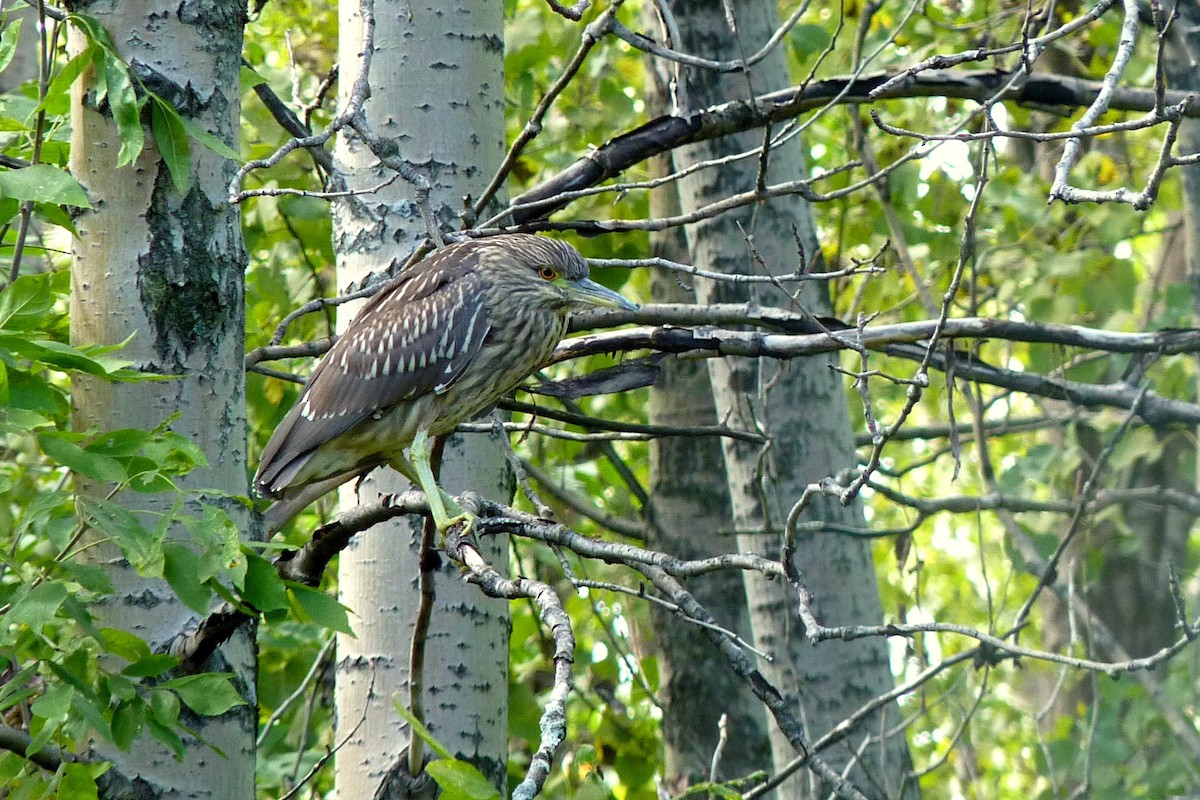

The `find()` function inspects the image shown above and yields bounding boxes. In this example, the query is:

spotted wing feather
[255,249,491,495]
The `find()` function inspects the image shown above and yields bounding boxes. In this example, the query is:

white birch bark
[332,1,510,795]
[68,2,254,798]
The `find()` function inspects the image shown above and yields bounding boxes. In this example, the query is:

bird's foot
[437,510,475,537]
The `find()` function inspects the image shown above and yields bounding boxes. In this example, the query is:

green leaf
[99,628,151,662]
[182,503,242,582]
[0,752,25,786]
[425,759,503,800]
[179,116,242,163]
[393,701,453,760]
[30,683,73,724]
[6,368,66,420]
[240,551,289,612]
[239,64,266,90]
[146,715,185,758]
[149,95,189,194]
[7,581,69,628]
[0,665,39,713]
[38,48,93,117]
[47,650,100,698]
[77,495,162,576]
[146,688,184,757]
[289,584,354,635]
[34,201,79,236]
[60,595,103,642]
[677,781,744,799]
[67,13,118,52]
[124,457,177,493]
[160,673,246,716]
[70,689,115,742]
[162,541,214,614]
[38,431,126,483]
[0,334,102,374]
[788,23,833,60]
[121,653,179,678]
[100,51,144,167]
[26,716,61,757]
[59,763,103,800]
[84,427,151,458]
[105,674,137,702]
[149,687,180,725]
[0,165,91,207]
[0,272,55,329]
[0,19,24,75]
[110,699,146,751]
[140,428,208,473]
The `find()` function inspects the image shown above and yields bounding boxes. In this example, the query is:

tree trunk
[664,1,915,797]
[68,2,254,797]
[331,1,510,796]
[643,36,772,788]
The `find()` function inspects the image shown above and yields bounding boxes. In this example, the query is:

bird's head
[485,235,638,314]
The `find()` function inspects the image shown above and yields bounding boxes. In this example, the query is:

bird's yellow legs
[401,430,474,534]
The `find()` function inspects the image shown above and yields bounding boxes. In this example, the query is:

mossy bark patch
[137,171,239,360]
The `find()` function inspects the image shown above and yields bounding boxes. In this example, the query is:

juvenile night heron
[256,233,637,532]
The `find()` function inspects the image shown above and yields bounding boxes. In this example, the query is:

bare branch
[443,524,575,800]
[510,70,1200,223]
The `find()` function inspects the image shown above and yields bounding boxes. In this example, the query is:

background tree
[4,0,1200,799]
[664,1,914,796]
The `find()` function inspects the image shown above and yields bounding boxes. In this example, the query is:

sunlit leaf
[6,581,68,629]
[0,18,23,75]
[0,164,90,207]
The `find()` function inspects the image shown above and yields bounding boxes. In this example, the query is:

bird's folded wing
[255,261,492,493]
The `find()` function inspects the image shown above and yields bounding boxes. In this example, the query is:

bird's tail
[262,471,365,535]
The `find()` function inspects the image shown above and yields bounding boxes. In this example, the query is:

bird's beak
[563,277,638,311]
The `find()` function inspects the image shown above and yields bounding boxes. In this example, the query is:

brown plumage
[256,233,636,531]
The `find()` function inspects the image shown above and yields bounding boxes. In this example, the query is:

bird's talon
[438,513,476,538]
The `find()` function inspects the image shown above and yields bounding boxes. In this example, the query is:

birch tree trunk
[68,2,254,797]
[663,1,915,796]
[644,46,771,785]
[332,1,510,795]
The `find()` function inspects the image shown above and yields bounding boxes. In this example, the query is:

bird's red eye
[538,266,558,281]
